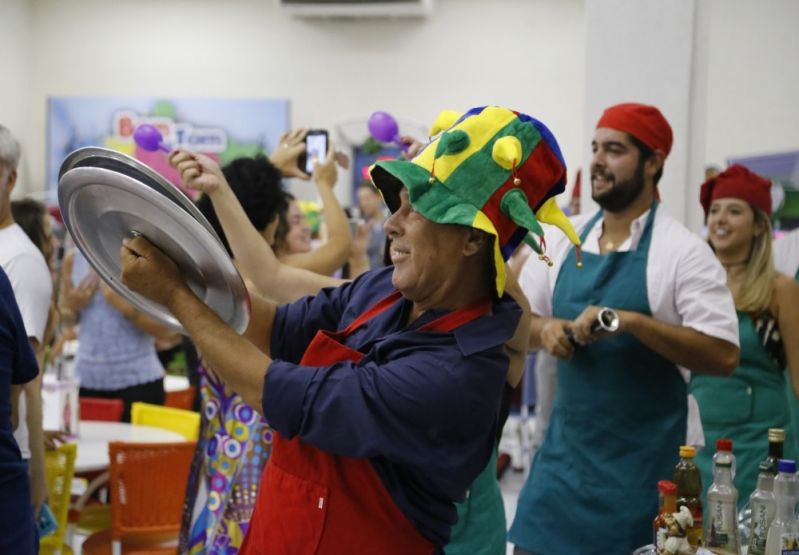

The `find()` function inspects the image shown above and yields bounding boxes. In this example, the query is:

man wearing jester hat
[509,103,741,554]
[118,105,578,553]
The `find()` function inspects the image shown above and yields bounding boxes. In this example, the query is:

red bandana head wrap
[700,164,772,219]
[596,102,673,157]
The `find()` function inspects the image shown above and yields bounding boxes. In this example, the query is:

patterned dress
[180,364,274,554]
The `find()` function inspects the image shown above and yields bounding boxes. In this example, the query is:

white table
[74,421,187,473]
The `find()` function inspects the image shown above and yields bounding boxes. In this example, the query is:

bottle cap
[716,438,733,451]
[658,480,677,495]
[679,445,696,458]
[778,459,796,474]
[769,428,786,442]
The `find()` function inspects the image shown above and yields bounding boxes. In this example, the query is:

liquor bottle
[762,428,785,475]
[748,461,777,555]
[713,437,736,479]
[765,459,799,555]
[674,445,703,549]
[706,439,740,554]
[653,479,677,551]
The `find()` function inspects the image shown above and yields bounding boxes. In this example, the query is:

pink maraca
[133,124,171,153]
[368,111,407,149]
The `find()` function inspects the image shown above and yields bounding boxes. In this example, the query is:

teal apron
[445,450,507,555]
[509,203,687,554]
[785,267,799,458]
[692,312,795,510]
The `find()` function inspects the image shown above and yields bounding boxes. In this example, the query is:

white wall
[583,0,709,230]
[17,0,587,203]
[705,0,799,166]
[4,0,798,223]
[0,0,31,185]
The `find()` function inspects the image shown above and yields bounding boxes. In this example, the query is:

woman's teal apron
[509,203,687,554]
[691,312,794,510]
[785,267,799,459]
[445,450,507,555]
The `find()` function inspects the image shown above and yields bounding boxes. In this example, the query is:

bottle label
[656,526,666,551]
[780,531,799,554]
[748,500,775,555]
[707,498,737,548]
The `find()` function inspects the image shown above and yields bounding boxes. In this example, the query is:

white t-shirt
[774,228,799,279]
[0,223,53,459]
[519,207,740,448]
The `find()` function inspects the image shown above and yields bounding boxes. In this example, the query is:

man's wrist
[617,309,639,333]
[167,286,200,320]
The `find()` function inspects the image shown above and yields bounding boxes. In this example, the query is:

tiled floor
[500,466,527,555]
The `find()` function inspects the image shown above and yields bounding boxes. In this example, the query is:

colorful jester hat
[368,105,582,296]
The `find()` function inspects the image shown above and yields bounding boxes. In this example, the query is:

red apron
[239,290,490,555]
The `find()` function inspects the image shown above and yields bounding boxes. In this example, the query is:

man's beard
[591,161,647,212]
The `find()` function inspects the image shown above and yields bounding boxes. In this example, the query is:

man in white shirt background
[0,124,52,524]
[508,103,741,554]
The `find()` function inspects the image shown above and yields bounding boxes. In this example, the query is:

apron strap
[338,290,490,338]
[418,298,492,333]
[338,290,403,335]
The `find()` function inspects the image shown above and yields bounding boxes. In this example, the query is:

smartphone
[298,130,329,175]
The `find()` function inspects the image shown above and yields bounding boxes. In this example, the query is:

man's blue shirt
[264,266,521,546]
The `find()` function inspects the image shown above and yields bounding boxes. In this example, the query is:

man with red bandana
[509,103,741,554]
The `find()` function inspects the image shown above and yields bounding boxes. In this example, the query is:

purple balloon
[368,111,401,144]
[133,124,170,153]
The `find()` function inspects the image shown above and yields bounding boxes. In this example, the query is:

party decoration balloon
[368,111,405,149]
[133,124,171,153]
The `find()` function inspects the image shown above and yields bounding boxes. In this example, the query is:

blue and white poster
[48,97,290,197]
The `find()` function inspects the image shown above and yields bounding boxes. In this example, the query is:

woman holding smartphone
[182,130,356,555]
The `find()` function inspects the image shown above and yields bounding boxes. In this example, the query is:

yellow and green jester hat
[368,105,582,297]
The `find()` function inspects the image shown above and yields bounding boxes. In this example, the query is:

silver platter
[59,146,221,242]
[58,162,249,335]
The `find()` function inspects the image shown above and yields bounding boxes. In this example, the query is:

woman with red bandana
[691,164,799,505]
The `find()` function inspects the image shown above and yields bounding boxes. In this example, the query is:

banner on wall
[47,97,290,197]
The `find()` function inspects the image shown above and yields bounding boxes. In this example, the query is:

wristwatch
[594,307,620,333]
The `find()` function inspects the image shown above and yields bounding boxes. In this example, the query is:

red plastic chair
[80,397,124,422]
[71,397,124,537]
[81,441,197,555]
[164,386,196,411]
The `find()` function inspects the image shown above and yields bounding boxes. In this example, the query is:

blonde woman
[691,164,799,505]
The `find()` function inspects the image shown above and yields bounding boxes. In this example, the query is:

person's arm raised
[278,140,352,275]
[169,150,343,304]
[120,235,273,412]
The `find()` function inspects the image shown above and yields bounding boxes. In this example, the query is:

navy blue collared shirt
[264,267,521,546]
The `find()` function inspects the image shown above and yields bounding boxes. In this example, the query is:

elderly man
[0,125,51,540]
[509,103,741,554]
[119,106,579,553]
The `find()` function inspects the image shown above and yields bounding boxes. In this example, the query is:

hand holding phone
[298,130,329,175]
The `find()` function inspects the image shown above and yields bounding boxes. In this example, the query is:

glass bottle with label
[749,461,777,555]
[764,459,799,555]
[706,439,740,554]
[763,428,786,475]
[674,445,703,549]
[713,437,736,479]
[653,480,677,551]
